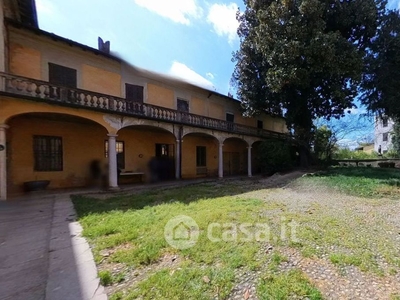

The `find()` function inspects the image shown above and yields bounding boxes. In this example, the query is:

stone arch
[222,137,249,176]
[103,114,177,137]
[115,123,179,182]
[5,112,112,196]
[1,99,112,132]
[5,112,109,132]
[181,131,220,179]
[181,127,222,142]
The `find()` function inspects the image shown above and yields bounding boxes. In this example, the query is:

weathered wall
[82,64,121,97]
[181,134,218,178]
[7,115,108,195]
[116,126,176,181]
[147,83,174,108]
[8,27,122,96]
[9,43,41,79]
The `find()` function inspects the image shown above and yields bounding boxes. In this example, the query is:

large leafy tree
[361,10,400,119]
[232,0,384,165]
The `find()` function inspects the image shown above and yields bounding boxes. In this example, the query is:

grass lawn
[297,167,400,198]
[72,167,400,299]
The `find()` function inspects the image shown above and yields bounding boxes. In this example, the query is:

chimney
[98,37,110,54]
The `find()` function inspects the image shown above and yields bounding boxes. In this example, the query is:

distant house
[374,116,394,154]
[0,0,289,200]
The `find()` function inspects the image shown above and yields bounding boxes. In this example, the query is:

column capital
[0,124,9,130]
[247,146,252,149]
[176,139,182,143]
[107,133,118,138]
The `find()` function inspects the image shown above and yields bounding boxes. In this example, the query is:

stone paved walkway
[0,197,53,300]
[0,194,107,300]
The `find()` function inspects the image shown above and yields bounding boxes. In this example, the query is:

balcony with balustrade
[0,72,288,140]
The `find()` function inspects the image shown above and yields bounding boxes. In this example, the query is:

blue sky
[35,0,400,147]
[36,0,244,95]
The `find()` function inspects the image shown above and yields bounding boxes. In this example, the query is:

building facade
[374,116,394,154]
[0,0,288,200]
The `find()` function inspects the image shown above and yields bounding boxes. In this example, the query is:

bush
[333,148,379,160]
[385,150,400,159]
[258,139,295,174]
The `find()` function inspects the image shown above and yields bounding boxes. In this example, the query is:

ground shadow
[71,173,303,218]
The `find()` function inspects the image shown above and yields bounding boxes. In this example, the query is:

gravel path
[226,173,400,300]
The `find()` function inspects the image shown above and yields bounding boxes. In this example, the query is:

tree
[232,0,384,166]
[392,120,400,155]
[361,10,400,120]
[313,125,337,162]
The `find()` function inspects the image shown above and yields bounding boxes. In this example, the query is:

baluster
[44,85,50,98]
[101,97,106,109]
[108,97,113,110]
[68,89,73,103]
[26,82,34,95]
[16,80,23,91]
[89,95,94,106]
[10,78,18,90]
[95,96,100,108]
[119,100,124,112]
[35,84,42,97]
[82,94,88,106]
[133,102,139,114]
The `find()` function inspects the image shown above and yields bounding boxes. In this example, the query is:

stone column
[0,125,9,200]
[218,142,224,178]
[247,146,252,177]
[107,134,119,190]
[175,139,181,179]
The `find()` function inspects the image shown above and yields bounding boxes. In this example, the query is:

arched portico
[181,132,219,179]
[2,112,110,199]
[221,137,249,177]
[116,125,177,183]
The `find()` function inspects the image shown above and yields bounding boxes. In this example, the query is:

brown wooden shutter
[48,63,77,88]
[125,84,144,103]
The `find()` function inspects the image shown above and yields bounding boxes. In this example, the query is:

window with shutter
[226,113,234,122]
[125,84,144,103]
[177,99,189,112]
[48,63,77,88]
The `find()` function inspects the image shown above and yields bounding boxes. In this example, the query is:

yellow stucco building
[0,0,288,200]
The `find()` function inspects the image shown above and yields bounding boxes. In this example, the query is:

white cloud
[169,61,214,90]
[337,139,359,150]
[134,0,203,25]
[206,72,215,79]
[207,3,239,43]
